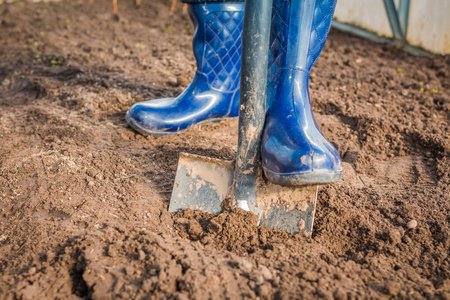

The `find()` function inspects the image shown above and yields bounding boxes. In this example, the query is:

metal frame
[332,0,428,55]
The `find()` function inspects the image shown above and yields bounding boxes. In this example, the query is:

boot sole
[263,166,342,186]
[126,113,236,136]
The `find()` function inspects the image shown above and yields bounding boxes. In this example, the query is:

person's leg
[262,0,342,185]
[126,1,244,135]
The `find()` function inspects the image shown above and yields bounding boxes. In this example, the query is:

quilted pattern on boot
[202,10,243,92]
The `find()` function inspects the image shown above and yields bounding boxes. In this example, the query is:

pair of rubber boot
[126,0,342,186]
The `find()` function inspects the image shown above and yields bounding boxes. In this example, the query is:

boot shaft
[188,3,244,93]
[262,0,342,185]
[269,0,336,77]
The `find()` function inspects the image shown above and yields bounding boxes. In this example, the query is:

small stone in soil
[138,249,146,260]
[238,259,253,272]
[407,220,418,229]
[28,267,36,275]
[259,265,272,280]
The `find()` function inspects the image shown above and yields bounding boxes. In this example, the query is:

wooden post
[113,0,118,14]
[169,0,176,16]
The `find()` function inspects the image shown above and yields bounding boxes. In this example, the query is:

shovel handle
[234,0,273,212]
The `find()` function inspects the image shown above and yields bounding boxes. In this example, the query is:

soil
[0,0,449,299]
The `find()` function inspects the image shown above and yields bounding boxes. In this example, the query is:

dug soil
[0,0,449,299]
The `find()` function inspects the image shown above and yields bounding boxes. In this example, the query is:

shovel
[168,0,318,237]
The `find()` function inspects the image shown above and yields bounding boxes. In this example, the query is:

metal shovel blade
[168,153,235,215]
[257,182,318,237]
[169,152,318,236]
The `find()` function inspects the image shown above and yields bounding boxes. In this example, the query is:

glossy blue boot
[262,0,342,186]
[126,2,244,135]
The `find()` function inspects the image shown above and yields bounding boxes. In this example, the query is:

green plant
[50,57,64,67]
[12,211,22,220]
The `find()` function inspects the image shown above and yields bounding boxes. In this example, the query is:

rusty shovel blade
[169,152,318,236]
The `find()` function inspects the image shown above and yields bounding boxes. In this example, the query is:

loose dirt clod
[259,265,272,280]
[385,280,401,296]
[187,219,203,239]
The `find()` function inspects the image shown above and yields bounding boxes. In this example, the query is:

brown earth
[0,0,449,299]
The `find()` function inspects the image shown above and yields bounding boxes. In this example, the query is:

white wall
[334,0,450,54]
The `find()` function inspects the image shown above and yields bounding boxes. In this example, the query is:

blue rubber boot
[262,0,342,186]
[126,3,244,135]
